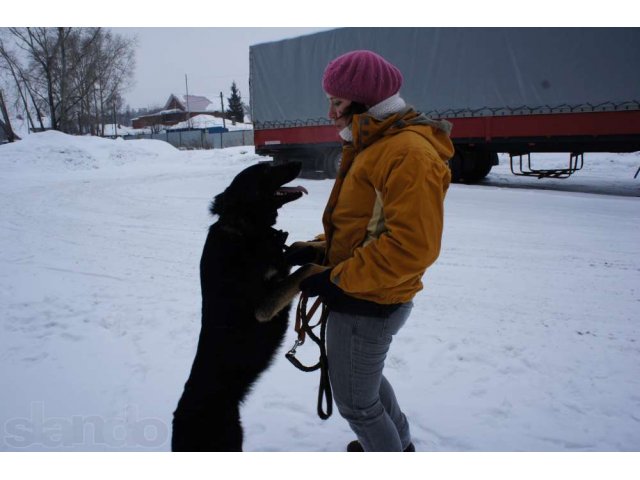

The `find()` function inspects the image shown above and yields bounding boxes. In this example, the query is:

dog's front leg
[255,264,329,322]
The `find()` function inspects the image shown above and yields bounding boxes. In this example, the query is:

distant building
[131,94,224,129]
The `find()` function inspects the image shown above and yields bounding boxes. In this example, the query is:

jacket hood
[351,107,454,163]
[400,114,455,164]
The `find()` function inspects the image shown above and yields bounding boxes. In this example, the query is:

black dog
[172,161,308,452]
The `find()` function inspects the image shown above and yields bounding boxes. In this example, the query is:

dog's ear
[209,185,261,218]
[210,191,225,216]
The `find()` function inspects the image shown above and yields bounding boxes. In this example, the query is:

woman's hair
[343,102,368,117]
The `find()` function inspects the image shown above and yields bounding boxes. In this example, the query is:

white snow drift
[0,131,638,452]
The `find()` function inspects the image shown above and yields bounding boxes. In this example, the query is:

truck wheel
[448,151,464,183]
[324,148,342,179]
[473,152,498,182]
[449,149,494,183]
[467,151,496,182]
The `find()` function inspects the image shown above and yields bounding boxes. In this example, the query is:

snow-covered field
[0,132,639,459]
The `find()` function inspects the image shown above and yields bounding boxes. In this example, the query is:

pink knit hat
[322,50,403,107]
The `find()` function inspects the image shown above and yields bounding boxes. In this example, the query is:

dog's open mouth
[275,185,309,203]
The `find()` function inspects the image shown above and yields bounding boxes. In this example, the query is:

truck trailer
[249,27,640,182]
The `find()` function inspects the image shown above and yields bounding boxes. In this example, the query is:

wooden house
[132,94,224,129]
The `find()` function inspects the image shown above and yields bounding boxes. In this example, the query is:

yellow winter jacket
[323,108,454,305]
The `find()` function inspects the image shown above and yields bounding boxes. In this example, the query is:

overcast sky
[4,1,625,113]
[112,28,331,111]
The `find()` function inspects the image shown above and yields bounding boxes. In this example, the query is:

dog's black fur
[171,161,307,452]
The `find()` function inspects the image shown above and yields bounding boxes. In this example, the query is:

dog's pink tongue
[278,186,308,195]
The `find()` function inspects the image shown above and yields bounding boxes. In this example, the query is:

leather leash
[285,292,333,420]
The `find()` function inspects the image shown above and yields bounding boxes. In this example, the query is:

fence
[122,129,254,150]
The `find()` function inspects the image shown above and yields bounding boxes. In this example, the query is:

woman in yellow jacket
[294,50,453,452]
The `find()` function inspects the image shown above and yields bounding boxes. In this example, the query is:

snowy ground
[0,131,639,455]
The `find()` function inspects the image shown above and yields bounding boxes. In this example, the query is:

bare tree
[0,30,46,130]
[0,88,18,141]
[0,27,135,135]
[7,28,65,129]
[91,29,135,135]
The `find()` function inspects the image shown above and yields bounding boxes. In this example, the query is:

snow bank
[0,130,178,173]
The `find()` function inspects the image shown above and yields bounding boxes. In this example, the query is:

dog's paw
[255,305,275,323]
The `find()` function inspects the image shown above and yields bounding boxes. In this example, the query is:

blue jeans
[326,303,413,451]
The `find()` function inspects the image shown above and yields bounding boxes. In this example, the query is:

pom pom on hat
[322,50,403,107]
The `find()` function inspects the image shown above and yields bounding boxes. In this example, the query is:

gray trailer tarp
[250,27,640,126]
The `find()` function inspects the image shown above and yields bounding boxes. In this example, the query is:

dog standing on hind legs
[171,161,324,452]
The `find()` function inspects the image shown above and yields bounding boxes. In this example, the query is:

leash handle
[286,293,333,419]
[316,306,333,420]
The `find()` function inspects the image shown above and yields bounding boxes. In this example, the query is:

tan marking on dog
[255,264,329,322]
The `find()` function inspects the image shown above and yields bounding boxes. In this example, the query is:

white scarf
[339,93,407,142]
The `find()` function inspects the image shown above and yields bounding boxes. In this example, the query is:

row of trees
[0,27,135,136]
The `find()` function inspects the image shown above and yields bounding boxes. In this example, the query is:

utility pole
[219,92,226,129]
[185,74,192,129]
[112,101,118,137]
